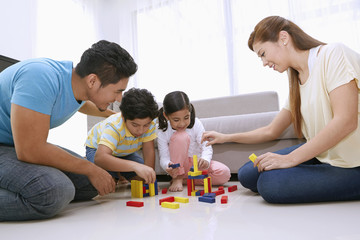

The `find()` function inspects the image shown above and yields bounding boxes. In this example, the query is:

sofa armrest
[200,111,299,141]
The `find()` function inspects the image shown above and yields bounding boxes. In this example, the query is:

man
[0,40,137,221]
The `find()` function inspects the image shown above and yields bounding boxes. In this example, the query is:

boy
[85,88,159,184]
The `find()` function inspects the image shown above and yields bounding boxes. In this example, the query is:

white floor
[1,181,360,240]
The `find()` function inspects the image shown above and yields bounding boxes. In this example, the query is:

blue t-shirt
[0,58,84,145]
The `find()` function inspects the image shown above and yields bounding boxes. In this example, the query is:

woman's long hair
[248,16,326,138]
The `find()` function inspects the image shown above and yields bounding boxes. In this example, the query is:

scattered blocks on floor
[221,195,228,204]
[203,193,216,198]
[213,189,225,196]
[199,196,215,203]
[161,202,180,209]
[126,201,144,207]
[159,196,175,205]
[174,197,189,203]
[228,185,238,192]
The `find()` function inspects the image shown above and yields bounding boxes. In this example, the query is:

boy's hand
[135,164,156,184]
[198,158,210,170]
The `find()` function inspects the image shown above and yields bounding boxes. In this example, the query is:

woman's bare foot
[169,177,184,192]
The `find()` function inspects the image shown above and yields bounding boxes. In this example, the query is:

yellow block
[193,155,198,172]
[174,197,189,203]
[249,153,258,163]
[131,180,143,198]
[204,178,209,193]
[149,182,155,196]
[161,202,180,209]
[190,171,202,177]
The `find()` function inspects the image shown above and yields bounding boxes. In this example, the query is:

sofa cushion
[200,111,298,140]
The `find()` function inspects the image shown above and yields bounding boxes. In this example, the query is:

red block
[126,201,144,207]
[221,195,228,204]
[159,196,175,205]
[228,185,238,192]
[218,186,224,190]
[213,189,225,196]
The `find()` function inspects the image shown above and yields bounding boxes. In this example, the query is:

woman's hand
[201,131,227,146]
[254,152,298,172]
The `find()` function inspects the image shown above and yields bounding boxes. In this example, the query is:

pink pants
[169,131,231,185]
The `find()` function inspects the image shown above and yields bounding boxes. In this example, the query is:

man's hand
[87,165,116,196]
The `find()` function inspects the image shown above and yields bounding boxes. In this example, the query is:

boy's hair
[119,88,159,121]
[158,91,196,131]
[75,40,138,87]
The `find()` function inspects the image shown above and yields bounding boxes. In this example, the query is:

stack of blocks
[131,179,158,198]
[187,155,212,197]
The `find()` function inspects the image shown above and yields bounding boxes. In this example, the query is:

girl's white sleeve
[194,118,213,162]
[156,129,171,171]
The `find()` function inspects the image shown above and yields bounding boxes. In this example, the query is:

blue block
[203,193,216,198]
[187,174,208,179]
[169,163,180,169]
[155,180,158,195]
[199,196,215,203]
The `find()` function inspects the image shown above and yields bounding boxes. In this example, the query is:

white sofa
[87,91,305,176]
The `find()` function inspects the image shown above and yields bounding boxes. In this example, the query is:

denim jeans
[0,144,98,221]
[85,146,144,180]
[238,143,360,203]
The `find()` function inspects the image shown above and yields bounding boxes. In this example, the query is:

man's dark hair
[120,88,159,121]
[75,40,137,87]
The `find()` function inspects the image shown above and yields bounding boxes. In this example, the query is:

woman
[202,16,360,203]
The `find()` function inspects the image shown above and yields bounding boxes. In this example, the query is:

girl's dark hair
[119,88,159,121]
[248,16,326,138]
[158,91,196,131]
[75,40,137,87]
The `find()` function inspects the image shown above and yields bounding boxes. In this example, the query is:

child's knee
[210,164,231,185]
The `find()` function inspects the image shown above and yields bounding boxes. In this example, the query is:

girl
[157,91,230,192]
[202,16,360,203]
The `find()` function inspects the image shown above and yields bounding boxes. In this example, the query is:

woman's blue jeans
[85,146,143,180]
[238,143,360,203]
[0,144,98,221]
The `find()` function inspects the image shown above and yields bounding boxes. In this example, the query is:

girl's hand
[254,152,297,172]
[166,162,180,178]
[201,131,226,146]
[198,158,210,170]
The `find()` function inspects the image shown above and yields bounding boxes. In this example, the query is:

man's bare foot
[169,177,183,192]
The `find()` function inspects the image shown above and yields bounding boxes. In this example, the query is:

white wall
[0,0,37,60]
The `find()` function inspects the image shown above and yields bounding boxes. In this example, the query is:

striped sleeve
[98,123,122,152]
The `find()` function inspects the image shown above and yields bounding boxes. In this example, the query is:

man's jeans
[238,143,360,203]
[0,144,97,221]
